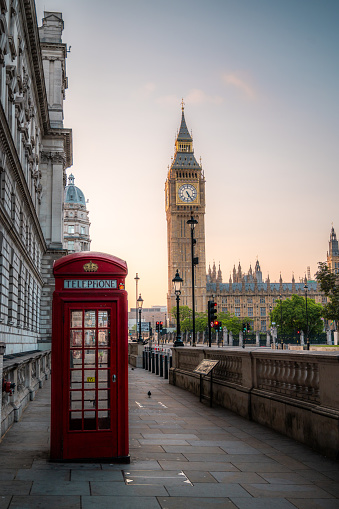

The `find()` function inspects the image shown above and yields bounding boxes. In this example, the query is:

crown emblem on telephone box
[83,261,98,272]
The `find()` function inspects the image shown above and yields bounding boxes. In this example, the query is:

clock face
[178,183,197,203]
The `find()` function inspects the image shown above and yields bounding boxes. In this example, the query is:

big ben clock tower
[166,104,207,317]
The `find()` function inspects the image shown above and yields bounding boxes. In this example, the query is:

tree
[315,262,339,327]
[269,294,323,337]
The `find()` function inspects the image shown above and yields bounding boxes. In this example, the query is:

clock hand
[186,191,192,199]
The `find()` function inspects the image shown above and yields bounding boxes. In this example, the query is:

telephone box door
[64,302,117,459]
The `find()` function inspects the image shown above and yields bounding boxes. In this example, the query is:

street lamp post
[304,283,309,350]
[172,270,184,347]
[134,273,140,340]
[279,294,283,349]
[187,215,198,347]
[137,294,144,344]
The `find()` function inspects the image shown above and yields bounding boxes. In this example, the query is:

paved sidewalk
[0,368,339,509]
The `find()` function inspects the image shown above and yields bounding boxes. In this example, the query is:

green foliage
[171,306,247,335]
[315,262,339,324]
[269,294,323,337]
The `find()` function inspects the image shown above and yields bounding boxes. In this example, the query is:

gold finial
[181,98,185,111]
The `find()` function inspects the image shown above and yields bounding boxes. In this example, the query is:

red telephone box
[50,252,129,462]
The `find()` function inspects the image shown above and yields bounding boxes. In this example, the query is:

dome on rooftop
[65,174,86,205]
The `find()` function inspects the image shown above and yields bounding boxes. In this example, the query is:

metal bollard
[155,352,159,375]
[159,354,163,377]
[148,348,152,371]
[151,351,155,373]
[142,350,145,369]
[164,354,169,379]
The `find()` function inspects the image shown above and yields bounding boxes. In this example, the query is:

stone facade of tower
[166,107,206,316]
[63,174,91,252]
[327,226,339,274]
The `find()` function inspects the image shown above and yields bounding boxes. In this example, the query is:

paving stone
[242,483,335,498]
[16,469,70,481]
[0,497,11,509]
[90,482,168,496]
[287,500,339,509]
[157,497,238,508]
[259,472,313,485]
[163,446,225,454]
[82,496,161,509]
[71,469,124,481]
[165,482,251,497]
[181,471,218,483]
[230,498,298,508]
[123,469,190,486]
[232,462,292,473]
[30,481,90,496]
[0,480,31,495]
[9,495,81,508]
[158,461,238,471]
[211,471,267,483]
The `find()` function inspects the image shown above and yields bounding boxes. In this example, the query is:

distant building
[63,174,91,252]
[128,306,167,330]
[206,260,325,332]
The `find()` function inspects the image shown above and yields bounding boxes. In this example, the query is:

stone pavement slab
[0,367,338,509]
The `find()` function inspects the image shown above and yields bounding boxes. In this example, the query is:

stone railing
[1,350,51,437]
[170,348,339,459]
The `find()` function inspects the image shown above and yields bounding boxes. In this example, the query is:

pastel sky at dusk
[36,0,339,309]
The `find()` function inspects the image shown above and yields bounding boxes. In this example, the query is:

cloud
[156,89,223,106]
[222,72,256,99]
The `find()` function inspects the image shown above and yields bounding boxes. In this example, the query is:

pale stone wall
[170,348,339,459]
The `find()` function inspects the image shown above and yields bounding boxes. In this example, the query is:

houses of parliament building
[166,106,329,332]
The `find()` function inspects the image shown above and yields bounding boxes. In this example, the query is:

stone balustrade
[170,348,339,459]
[1,350,51,437]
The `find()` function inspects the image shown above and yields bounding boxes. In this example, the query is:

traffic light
[242,322,246,333]
[159,321,163,332]
[208,301,217,326]
[247,322,250,333]
[217,321,222,332]
[156,321,160,332]
[213,320,219,330]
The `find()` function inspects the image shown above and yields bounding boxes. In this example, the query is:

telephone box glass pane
[84,329,96,347]
[70,350,82,367]
[98,349,110,366]
[98,410,110,430]
[84,350,96,367]
[98,311,109,327]
[84,390,96,409]
[70,412,82,430]
[70,330,82,347]
[71,370,82,390]
[71,311,82,328]
[84,411,96,430]
[84,311,96,328]
[98,389,109,408]
[98,330,109,346]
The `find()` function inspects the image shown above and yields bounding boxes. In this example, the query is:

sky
[35,0,339,309]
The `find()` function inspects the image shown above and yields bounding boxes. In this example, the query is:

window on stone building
[322,297,327,303]
[222,307,227,313]
[260,307,266,316]
[247,298,252,303]
[81,226,86,235]
[235,298,240,304]
[235,307,240,317]
[261,320,266,331]
[248,307,253,317]
[68,241,75,251]
[68,225,75,234]
[260,297,265,303]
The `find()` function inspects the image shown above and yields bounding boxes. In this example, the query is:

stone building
[165,105,207,314]
[63,174,91,253]
[327,226,339,274]
[0,6,72,354]
[207,260,325,332]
